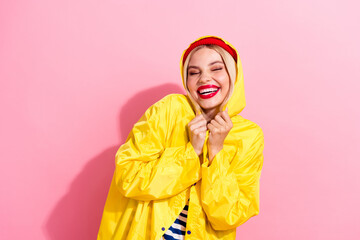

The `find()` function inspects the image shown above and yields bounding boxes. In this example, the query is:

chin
[199,100,223,110]
[199,104,221,112]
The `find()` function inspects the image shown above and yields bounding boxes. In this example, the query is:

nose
[199,71,211,83]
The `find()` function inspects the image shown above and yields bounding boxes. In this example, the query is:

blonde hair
[182,45,237,114]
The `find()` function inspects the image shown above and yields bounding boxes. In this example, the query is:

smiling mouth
[197,85,220,99]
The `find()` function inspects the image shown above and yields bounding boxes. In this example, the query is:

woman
[97,36,264,240]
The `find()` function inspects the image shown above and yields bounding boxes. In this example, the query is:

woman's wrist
[208,144,223,163]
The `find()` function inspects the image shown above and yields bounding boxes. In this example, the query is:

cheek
[186,78,197,92]
[219,75,230,90]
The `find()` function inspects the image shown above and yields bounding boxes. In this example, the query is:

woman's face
[187,47,230,114]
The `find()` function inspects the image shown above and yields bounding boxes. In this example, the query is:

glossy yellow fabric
[97,36,264,240]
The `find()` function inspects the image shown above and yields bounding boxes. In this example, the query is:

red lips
[197,85,220,99]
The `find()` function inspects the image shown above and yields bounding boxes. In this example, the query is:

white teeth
[198,88,219,94]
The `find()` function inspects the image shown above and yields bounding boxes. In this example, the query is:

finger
[193,127,207,136]
[209,118,222,129]
[194,125,207,132]
[189,114,206,126]
[207,122,223,134]
[194,113,207,122]
[219,111,232,124]
[189,118,207,130]
[214,114,227,126]
[194,116,207,126]
[199,125,207,131]
[207,123,215,132]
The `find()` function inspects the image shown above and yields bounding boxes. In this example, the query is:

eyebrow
[188,61,224,69]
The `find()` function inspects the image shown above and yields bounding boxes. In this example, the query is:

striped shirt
[161,204,188,240]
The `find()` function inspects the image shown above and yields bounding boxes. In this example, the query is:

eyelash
[188,67,223,76]
[189,72,199,76]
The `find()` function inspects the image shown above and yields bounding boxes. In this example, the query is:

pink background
[1,0,359,239]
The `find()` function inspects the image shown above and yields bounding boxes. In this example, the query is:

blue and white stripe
[162,205,188,240]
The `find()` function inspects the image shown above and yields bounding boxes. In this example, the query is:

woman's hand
[207,110,233,162]
[188,113,207,156]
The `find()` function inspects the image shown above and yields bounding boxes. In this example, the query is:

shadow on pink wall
[45,83,185,239]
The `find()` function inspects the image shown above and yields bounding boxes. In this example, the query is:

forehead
[188,47,223,65]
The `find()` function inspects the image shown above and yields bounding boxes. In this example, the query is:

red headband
[182,37,237,65]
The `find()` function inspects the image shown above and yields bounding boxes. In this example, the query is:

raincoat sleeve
[201,127,264,231]
[114,96,201,201]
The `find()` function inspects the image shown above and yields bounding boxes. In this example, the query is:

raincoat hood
[180,36,246,117]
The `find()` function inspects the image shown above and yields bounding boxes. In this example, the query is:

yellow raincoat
[97,36,264,239]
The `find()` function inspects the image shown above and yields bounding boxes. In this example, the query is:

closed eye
[189,72,200,76]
